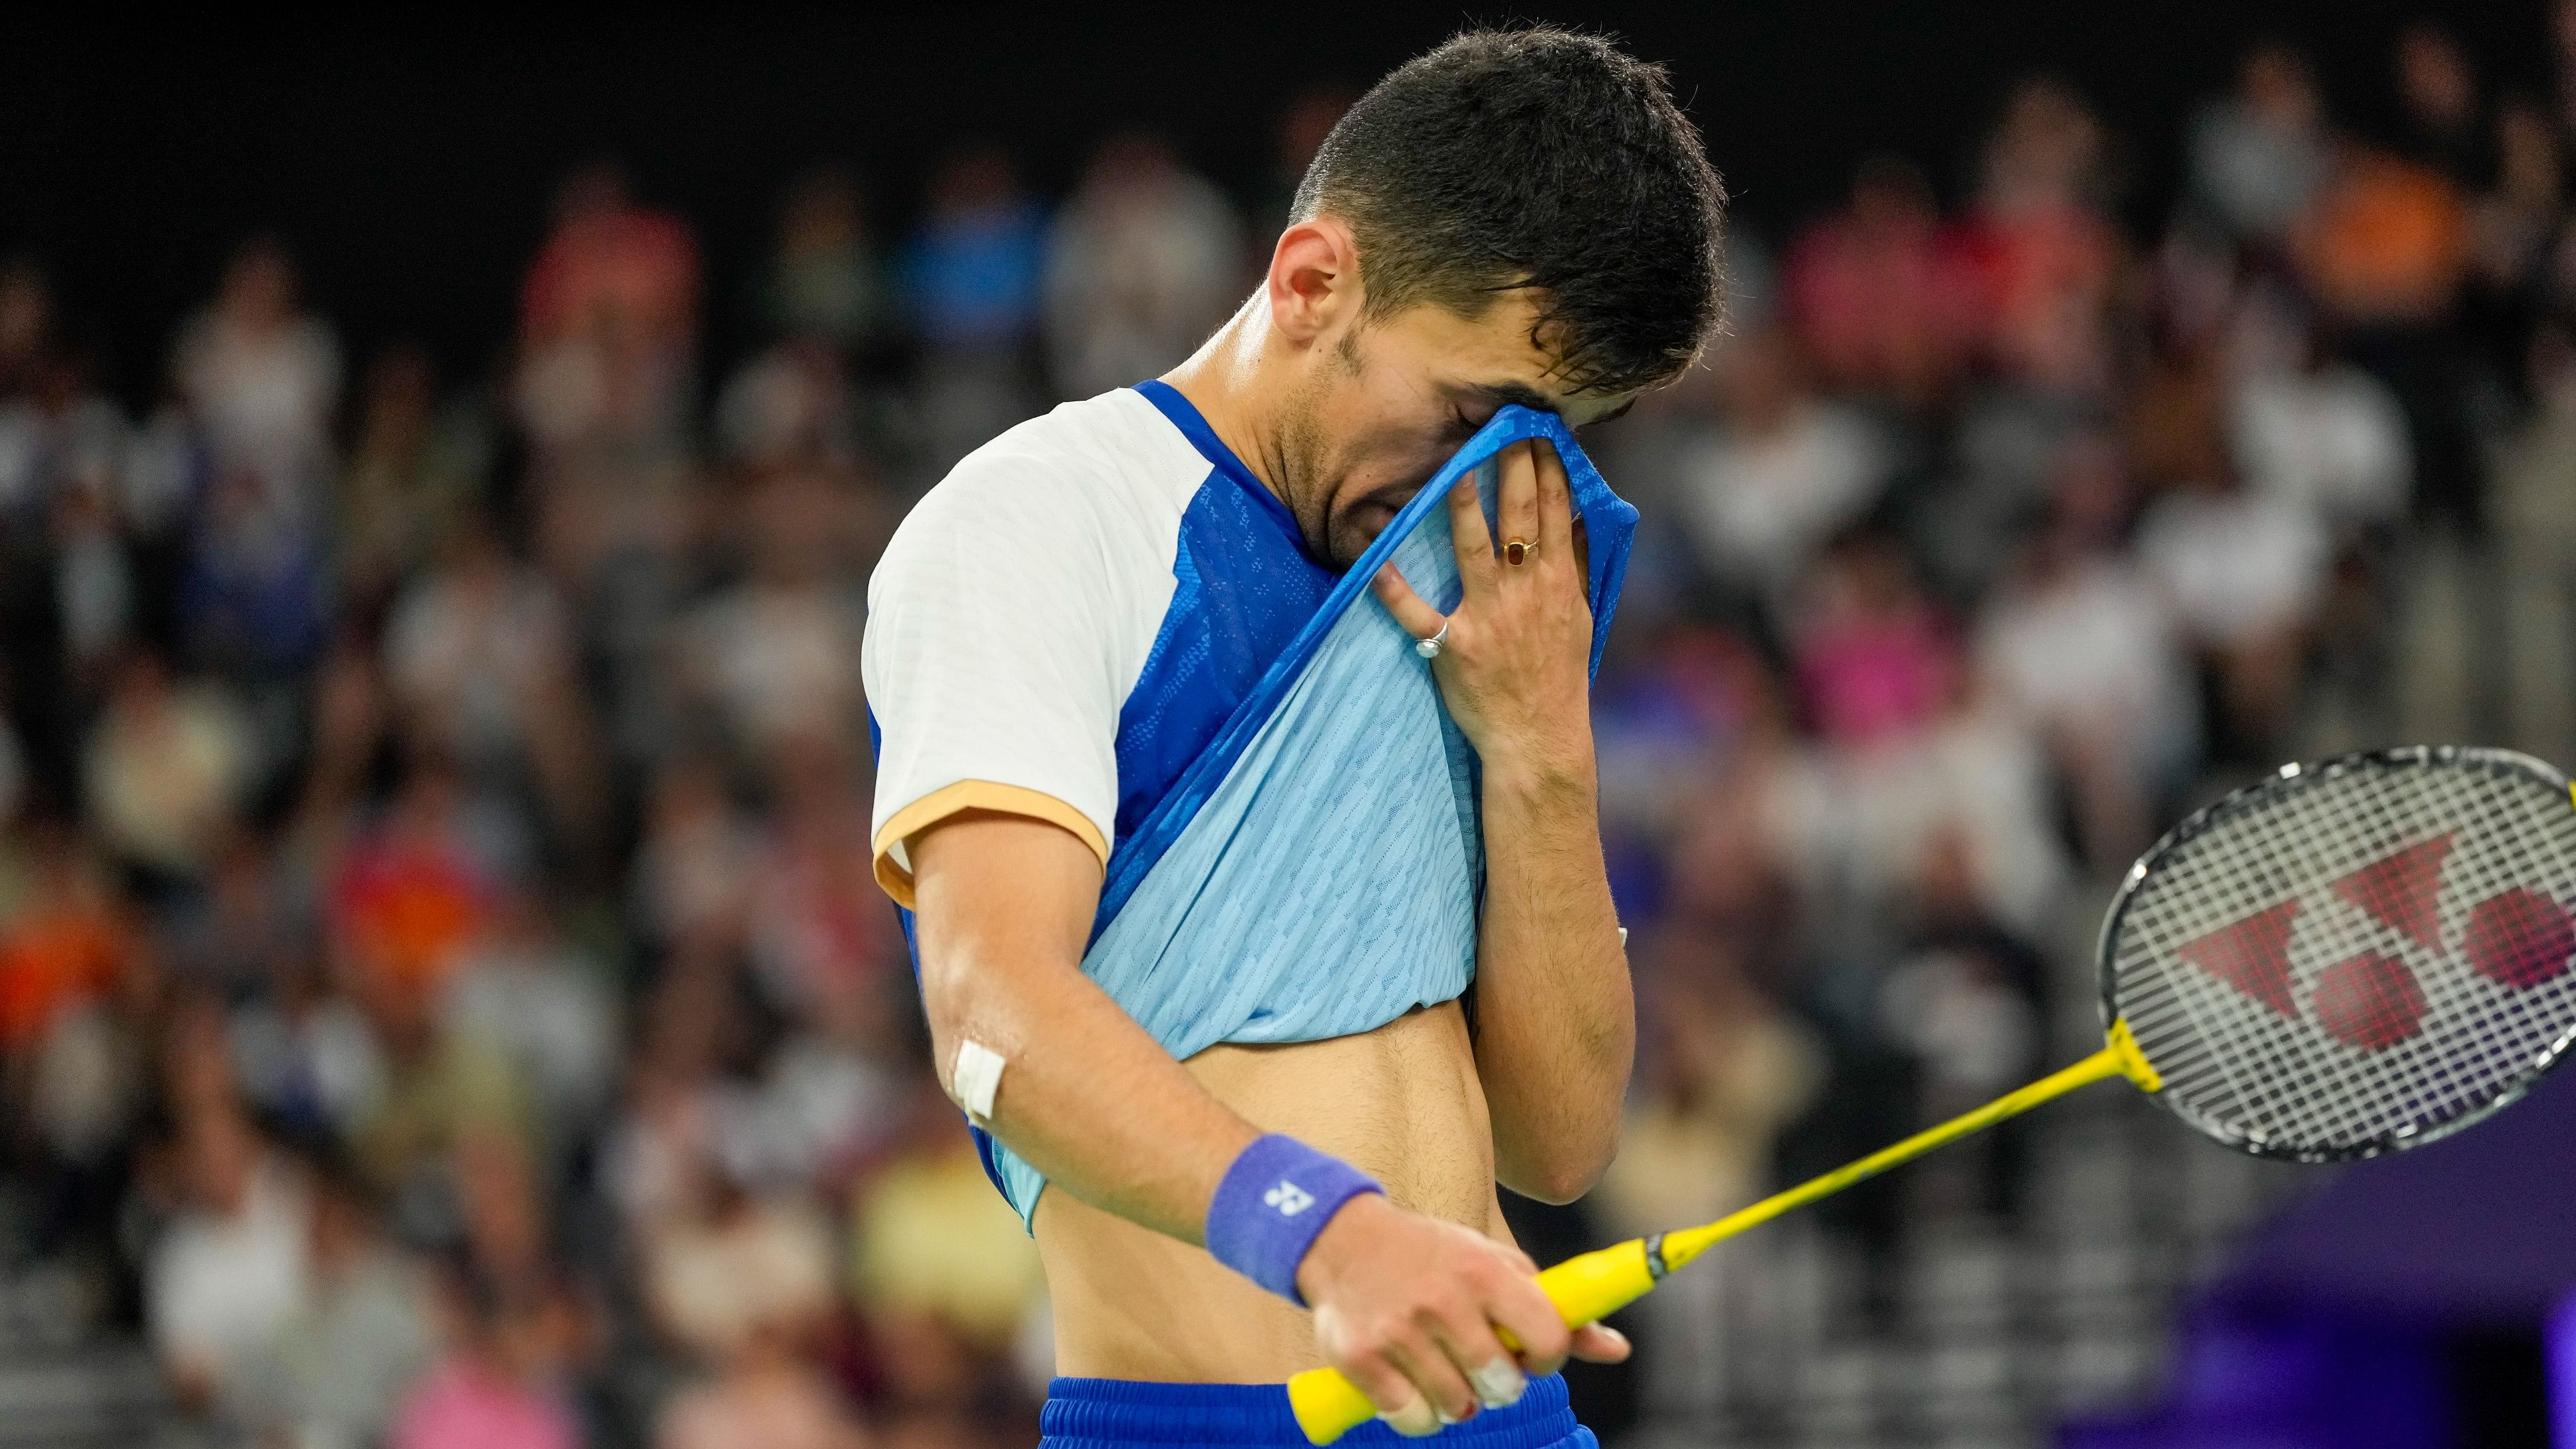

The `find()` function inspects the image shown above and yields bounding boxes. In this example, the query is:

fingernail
[1469,1358,1527,1408]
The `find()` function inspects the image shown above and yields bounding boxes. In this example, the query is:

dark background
[3,3,2546,401]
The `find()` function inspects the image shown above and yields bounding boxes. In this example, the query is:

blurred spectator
[393,1261,586,1449]
[1877,825,2046,1215]
[901,148,1046,355]
[1664,329,1893,615]
[2138,463,2328,757]
[2189,44,2330,246]
[629,754,760,957]
[2229,309,2412,531]
[0,822,132,1053]
[0,339,126,535]
[2297,61,2484,540]
[172,236,342,495]
[443,887,618,1148]
[762,167,893,356]
[340,345,492,614]
[847,1096,1046,1422]
[7,351,137,680]
[325,753,507,1009]
[234,1154,438,1449]
[146,1102,311,1416]
[1784,156,1985,407]
[521,164,701,363]
[903,148,1049,476]
[383,520,602,853]
[717,339,862,470]
[1786,533,1956,752]
[2298,143,2472,329]
[1979,437,2198,868]
[1042,132,1246,398]
[81,648,255,889]
[2466,98,2568,396]
[0,258,56,401]
[2393,23,2487,189]
[679,477,868,761]
[1957,77,2121,385]
[515,165,701,471]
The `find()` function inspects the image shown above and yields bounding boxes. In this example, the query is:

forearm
[1471,740,1634,1202]
[910,814,1256,1244]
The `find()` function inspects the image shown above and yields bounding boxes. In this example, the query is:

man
[864,28,1726,1446]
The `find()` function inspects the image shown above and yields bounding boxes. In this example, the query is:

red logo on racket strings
[2169,831,2576,1052]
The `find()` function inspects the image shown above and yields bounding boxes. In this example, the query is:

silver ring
[1414,620,1451,658]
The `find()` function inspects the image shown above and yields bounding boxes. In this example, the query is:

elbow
[1501,1122,1622,1206]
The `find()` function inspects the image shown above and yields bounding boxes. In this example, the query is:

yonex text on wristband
[1204,1134,1383,1305]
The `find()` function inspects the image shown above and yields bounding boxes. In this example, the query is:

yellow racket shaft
[1288,1026,2159,1443]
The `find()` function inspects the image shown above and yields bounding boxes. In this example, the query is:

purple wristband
[1205,1134,1383,1305]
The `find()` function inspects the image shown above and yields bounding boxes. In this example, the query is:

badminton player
[863,29,1726,1446]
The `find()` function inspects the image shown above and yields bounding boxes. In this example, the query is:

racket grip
[1286,1239,1657,1444]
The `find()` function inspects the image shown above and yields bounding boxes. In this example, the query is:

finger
[1568,1323,1632,1364]
[1385,1327,1479,1428]
[1447,477,1497,588]
[1344,1352,1439,1438]
[1533,439,1574,560]
[1427,1311,1528,1412]
[1483,1273,1574,1378]
[1495,441,1542,566]
[1371,565,1448,642]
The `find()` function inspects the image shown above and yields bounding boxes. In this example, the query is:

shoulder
[871,389,1209,598]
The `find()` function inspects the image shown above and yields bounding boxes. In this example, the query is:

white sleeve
[862,447,1151,907]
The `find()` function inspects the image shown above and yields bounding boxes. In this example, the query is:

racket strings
[2110,757,2576,1159]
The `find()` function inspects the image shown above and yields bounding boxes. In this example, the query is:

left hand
[1373,439,1593,776]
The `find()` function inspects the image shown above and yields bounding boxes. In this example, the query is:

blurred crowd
[3,15,2575,1449]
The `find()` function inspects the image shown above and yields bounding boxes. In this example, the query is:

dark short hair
[1292,27,1728,397]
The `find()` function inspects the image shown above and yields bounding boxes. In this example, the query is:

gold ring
[1504,538,1535,566]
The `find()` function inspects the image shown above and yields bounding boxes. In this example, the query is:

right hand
[1293,1193,1573,1436]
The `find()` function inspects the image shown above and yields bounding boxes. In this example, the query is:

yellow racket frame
[1286,1019,2163,1443]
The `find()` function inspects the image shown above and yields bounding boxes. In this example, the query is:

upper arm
[908,811,1105,1028]
[862,448,1161,907]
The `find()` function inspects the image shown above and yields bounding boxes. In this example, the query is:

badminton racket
[1290,745,2576,1442]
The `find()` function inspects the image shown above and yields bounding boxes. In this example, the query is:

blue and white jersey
[866,380,1635,1224]
[866,381,1337,908]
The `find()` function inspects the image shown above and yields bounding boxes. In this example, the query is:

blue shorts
[1038,1373,1595,1449]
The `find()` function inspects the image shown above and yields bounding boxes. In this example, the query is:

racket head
[2098,746,2576,1163]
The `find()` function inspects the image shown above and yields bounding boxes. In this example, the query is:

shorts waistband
[1039,1373,1580,1449]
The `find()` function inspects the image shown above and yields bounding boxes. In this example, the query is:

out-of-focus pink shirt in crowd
[1796,612,1957,749]
[393,1359,580,1449]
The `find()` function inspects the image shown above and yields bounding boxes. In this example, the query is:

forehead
[1374,294,1634,425]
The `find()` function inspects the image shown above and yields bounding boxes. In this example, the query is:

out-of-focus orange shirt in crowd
[2299,150,2472,324]
[518,206,702,351]
[0,902,128,1048]
[329,844,486,1006]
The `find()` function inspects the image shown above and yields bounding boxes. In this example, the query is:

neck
[1159,296,1294,505]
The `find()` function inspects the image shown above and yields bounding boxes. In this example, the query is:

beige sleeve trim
[871,780,1111,909]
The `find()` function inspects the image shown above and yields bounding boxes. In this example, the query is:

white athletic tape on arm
[952,1038,1006,1122]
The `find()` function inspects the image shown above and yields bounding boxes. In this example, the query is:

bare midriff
[1033,999,1511,1382]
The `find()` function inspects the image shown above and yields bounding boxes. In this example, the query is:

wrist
[1478,731,1598,801]
[1290,1189,1393,1306]
[1204,1134,1383,1306]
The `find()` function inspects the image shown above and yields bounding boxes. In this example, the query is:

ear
[1263,217,1362,345]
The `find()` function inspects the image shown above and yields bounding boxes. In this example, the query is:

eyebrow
[1467,380,1636,430]
[1467,380,1560,413]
